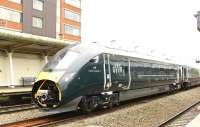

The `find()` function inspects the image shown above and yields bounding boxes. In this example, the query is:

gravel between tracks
[1,87,200,127]
[0,108,49,125]
[56,87,200,127]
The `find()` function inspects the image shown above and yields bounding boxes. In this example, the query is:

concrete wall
[0,53,9,86]
[0,53,46,86]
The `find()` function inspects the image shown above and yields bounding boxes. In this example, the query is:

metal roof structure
[0,29,75,55]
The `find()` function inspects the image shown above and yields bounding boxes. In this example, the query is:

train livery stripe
[56,82,62,101]
[138,75,175,77]
[35,80,46,98]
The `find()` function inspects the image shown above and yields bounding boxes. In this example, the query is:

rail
[0,104,36,114]
[157,100,200,127]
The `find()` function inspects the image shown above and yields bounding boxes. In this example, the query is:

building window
[32,17,43,28]
[0,8,7,21]
[0,8,21,23]
[64,9,80,22]
[7,10,21,23]
[8,0,21,4]
[65,0,80,8]
[64,24,80,36]
[33,0,44,11]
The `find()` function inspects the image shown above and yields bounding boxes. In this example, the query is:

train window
[55,51,80,69]
[124,66,128,73]
[152,64,160,68]
[89,56,99,63]
[43,51,80,71]
[143,62,151,67]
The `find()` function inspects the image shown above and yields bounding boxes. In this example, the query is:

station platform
[186,112,200,127]
[0,86,32,96]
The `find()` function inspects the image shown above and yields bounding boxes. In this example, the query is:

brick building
[0,0,81,86]
[0,0,81,42]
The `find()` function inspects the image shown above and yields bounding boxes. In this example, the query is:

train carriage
[32,43,200,113]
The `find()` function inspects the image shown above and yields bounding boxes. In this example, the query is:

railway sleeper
[79,92,119,113]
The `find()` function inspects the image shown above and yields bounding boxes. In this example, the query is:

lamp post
[194,11,200,32]
[194,11,200,64]
[134,45,139,52]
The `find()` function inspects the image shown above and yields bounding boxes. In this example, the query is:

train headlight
[37,90,49,103]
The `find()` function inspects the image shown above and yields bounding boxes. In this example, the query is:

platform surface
[186,113,200,127]
[0,86,32,95]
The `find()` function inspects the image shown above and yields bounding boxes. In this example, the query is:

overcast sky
[81,0,200,64]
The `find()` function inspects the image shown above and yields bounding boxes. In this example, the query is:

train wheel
[112,92,119,106]
[169,84,176,93]
[79,96,98,113]
[108,93,119,108]
[181,82,189,90]
[108,95,114,109]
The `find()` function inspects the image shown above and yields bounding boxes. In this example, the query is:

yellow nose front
[37,71,65,83]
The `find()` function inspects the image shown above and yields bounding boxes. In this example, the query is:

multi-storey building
[0,0,81,42]
[0,0,81,86]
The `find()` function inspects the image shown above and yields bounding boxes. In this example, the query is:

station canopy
[0,29,75,55]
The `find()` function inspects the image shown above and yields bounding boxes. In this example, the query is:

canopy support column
[44,55,48,64]
[8,52,14,87]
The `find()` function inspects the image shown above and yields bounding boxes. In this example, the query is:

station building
[0,0,81,87]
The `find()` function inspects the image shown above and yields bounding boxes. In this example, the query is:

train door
[177,66,179,82]
[183,67,187,81]
[103,54,112,90]
[128,59,131,89]
[178,66,183,82]
[109,55,129,89]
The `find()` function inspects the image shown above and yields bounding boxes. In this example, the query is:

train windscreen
[43,44,80,71]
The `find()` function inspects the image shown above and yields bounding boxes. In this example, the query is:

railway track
[1,111,81,127]
[157,100,200,127]
[2,106,139,127]
[1,88,200,127]
[0,104,36,114]
[1,95,155,127]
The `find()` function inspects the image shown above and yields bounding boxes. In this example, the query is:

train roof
[70,43,178,65]
[67,42,200,69]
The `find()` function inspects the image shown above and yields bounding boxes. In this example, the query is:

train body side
[60,53,187,105]
[102,53,179,101]
[67,53,200,103]
[32,43,200,113]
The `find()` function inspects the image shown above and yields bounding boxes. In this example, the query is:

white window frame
[0,7,21,23]
[8,0,21,4]
[64,0,81,8]
[64,9,80,22]
[32,17,43,29]
[0,8,7,21]
[33,0,44,11]
[64,24,80,36]
[7,9,21,23]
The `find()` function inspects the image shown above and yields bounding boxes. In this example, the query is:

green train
[32,43,200,113]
